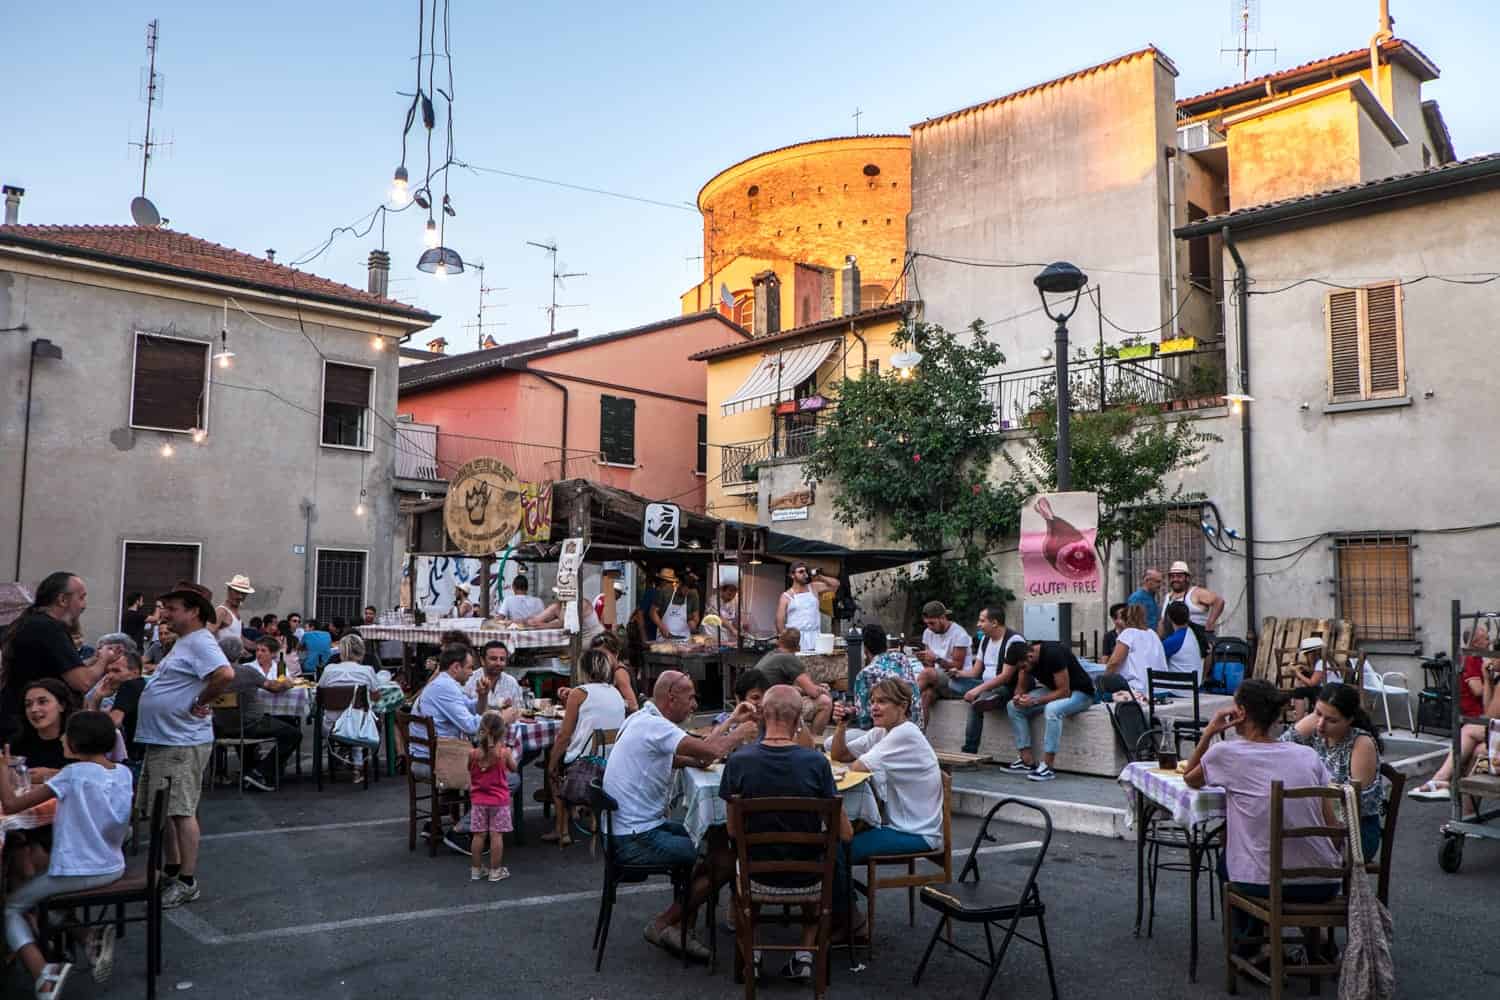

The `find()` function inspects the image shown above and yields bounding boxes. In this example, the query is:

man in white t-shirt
[498,575,545,623]
[960,606,1026,753]
[915,601,975,724]
[463,641,524,719]
[134,582,235,909]
[602,670,747,962]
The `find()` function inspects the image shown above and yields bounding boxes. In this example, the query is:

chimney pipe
[2,185,23,225]
[367,249,391,298]
[265,249,276,262]
[841,255,861,316]
[427,337,448,355]
[752,271,781,336]
[1370,1,1395,108]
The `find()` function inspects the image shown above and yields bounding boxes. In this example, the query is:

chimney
[2,185,23,225]
[752,271,781,336]
[481,335,499,349]
[265,249,276,262]
[841,255,861,316]
[427,337,448,354]
[367,249,391,298]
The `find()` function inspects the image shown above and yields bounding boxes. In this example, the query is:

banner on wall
[520,480,553,542]
[444,458,523,555]
[1019,492,1101,600]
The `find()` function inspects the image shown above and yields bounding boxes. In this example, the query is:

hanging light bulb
[355,489,368,517]
[371,335,385,352]
[212,329,235,369]
[389,166,410,207]
[160,442,175,458]
[1225,392,1254,415]
[433,260,447,280]
[423,218,440,249]
[191,427,206,444]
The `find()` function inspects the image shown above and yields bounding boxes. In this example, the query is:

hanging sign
[1019,492,1101,598]
[555,537,586,602]
[643,502,681,550]
[519,480,554,543]
[444,457,523,556]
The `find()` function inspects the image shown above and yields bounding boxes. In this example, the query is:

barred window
[1334,534,1414,641]
[1122,503,1208,587]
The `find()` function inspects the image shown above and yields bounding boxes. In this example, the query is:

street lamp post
[1034,262,1089,649]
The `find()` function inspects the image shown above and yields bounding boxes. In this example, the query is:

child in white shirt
[1,710,134,994]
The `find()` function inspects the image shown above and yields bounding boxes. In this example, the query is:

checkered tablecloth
[509,717,564,754]
[256,684,314,719]
[1119,761,1227,830]
[675,763,883,845]
[0,798,57,853]
[358,625,568,649]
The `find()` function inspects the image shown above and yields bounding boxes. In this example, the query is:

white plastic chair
[1362,669,1414,734]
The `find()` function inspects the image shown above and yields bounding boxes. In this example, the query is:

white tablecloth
[358,624,568,649]
[675,763,883,845]
[256,684,313,718]
[1118,760,1227,830]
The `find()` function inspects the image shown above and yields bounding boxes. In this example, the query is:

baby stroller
[1204,636,1251,695]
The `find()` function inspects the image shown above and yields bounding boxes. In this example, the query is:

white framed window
[1325,283,1406,403]
[314,547,368,624]
[321,360,375,450]
[130,332,211,433]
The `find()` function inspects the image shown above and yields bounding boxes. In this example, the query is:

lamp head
[1034,261,1088,295]
[31,339,63,361]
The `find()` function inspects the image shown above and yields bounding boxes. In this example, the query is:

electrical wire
[1247,273,1500,295]
[452,159,698,213]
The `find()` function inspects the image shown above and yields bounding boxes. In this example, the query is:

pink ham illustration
[1035,497,1096,579]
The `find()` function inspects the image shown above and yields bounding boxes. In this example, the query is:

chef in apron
[650,568,699,640]
[777,562,839,652]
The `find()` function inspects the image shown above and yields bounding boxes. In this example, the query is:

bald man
[603,670,751,961]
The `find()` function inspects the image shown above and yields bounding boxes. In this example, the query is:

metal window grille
[1121,503,1209,589]
[315,550,366,624]
[1334,533,1414,641]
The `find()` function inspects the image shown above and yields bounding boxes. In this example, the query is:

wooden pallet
[934,750,988,771]
[1254,617,1357,691]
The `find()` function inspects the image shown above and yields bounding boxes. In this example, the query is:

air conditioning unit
[1177,122,1225,152]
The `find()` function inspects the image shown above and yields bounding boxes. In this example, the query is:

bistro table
[509,716,564,755]
[359,624,570,689]
[675,759,883,845]
[256,682,314,719]
[1118,760,1227,983]
[0,797,57,855]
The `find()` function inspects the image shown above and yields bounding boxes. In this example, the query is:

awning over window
[720,340,838,416]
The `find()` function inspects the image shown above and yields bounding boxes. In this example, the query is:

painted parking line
[166,883,670,945]
[201,803,550,841]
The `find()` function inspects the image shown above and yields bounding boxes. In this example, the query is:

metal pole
[1054,316,1072,646]
[14,348,39,581]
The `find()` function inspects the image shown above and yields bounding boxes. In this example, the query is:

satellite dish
[130,196,161,227]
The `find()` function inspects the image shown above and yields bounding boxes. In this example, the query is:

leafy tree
[805,320,1019,620]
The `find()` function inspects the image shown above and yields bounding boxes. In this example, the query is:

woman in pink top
[1183,679,1343,958]
[467,712,514,882]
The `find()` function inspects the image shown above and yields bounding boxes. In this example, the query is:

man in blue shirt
[410,643,492,854]
[1126,568,1163,631]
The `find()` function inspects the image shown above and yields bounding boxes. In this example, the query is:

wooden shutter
[132,335,206,431]
[324,363,372,407]
[1336,536,1413,641]
[1326,290,1362,401]
[697,414,707,474]
[1365,283,1404,397]
[599,395,635,465]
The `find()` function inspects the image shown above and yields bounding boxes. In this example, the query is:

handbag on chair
[1339,783,1394,1000]
[331,686,381,750]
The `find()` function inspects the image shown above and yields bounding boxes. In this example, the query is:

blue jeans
[849,827,932,864]
[1007,690,1092,755]
[1360,813,1382,858]
[963,684,1012,754]
[6,872,120,951]
[611,821,699,868]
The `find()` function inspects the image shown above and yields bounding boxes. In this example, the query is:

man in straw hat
[216,574,255,643]
[135,581,236,908]
[1158,560,1223,643]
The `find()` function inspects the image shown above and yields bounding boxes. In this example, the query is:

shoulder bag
[331,685,381,751]
[1339,782,1394,1000]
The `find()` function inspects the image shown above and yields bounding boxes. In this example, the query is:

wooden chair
[38,786,168,1000]
[396,709,465,857]
[726,795,843,998]
[209,693,278,793]
[852,771,953,960]
[912,798,1058,1000]
[313,685,375,791]
[1223,780,1352,999]
[1366,762,1405,906]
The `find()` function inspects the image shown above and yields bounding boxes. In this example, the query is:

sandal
[1409,781,1450,801]
[488,866,510,882]
[539,831,573,847]
[35,962,72,999]
[87,924,116,983]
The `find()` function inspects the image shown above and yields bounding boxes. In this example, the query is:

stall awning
[720,340,839,416]
[765,532,939,576]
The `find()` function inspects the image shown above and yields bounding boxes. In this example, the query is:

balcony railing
[982,348,1226,429]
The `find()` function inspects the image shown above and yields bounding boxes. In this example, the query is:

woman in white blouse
[1102,603,1168,693]
[830,676,944,861]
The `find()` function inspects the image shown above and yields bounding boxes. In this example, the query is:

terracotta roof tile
[1177,38,1439,115]
[0,224,437,324]
[689,304,906,361]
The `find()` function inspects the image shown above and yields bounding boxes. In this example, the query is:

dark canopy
[763,531,935,575]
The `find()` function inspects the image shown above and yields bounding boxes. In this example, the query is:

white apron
[784,589,821,651]
[661,592,692,639]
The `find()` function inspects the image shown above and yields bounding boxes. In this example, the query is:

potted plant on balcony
[1116,335,1153,361]
[1159,334,1197,355]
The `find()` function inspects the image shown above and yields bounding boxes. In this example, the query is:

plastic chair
[1362,669,1415,734]
[911,798,1058,1000]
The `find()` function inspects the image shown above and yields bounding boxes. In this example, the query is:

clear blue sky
[7,1,1496,347]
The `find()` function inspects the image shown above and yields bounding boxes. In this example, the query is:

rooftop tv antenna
[525,240,587,335]
[1222,0,1277,82]
[129,20,168,226]
[462,260,510,350]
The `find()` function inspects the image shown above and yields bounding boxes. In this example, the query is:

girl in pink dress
[467,712,514,882]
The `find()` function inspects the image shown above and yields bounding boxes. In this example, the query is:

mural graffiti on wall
[408,536,525,615]
[520,481,553,542]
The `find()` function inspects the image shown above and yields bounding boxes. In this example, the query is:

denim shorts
[610,821,699,868]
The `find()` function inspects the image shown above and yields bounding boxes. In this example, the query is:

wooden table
[1118,761,1227,983]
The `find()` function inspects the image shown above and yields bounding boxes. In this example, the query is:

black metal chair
[1146,667,1206,758]
[911,798,1058,1000]
[38,785,168,1000]
[587,777,694,973]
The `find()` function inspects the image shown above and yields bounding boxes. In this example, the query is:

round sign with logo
[443,457,523,555]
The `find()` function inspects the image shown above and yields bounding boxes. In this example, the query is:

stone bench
[924,693,1233,778]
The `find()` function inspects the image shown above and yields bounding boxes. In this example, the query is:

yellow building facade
[681,135,912,326]
[690,306,905,523]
